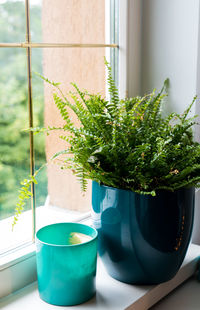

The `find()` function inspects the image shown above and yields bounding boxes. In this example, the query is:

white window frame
[0,0,143,299]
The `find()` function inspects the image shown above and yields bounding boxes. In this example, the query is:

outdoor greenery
[0,1,47,220]
[14,59,200,225]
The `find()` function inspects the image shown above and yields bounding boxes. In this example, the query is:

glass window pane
[32,48,48,210]
[31,48,106,226]
[110,0,119,87]
[30,0,106,44]
[0,48,32,253]
[29,0,42,43]
[0,0,26,43]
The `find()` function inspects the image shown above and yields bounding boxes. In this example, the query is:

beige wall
[42,0,105,211]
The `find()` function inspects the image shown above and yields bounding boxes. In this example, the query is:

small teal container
[36,222,98,306]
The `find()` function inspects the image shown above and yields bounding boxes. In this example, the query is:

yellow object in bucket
[68,232,92,245]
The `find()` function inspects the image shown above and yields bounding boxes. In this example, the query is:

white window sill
[0,244,200,310]
[0,200,90,255]
[151,275,200,309]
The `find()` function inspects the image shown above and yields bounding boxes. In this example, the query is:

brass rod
[0,43,22,48]
[25,0,36,242]
[0,42,118,48]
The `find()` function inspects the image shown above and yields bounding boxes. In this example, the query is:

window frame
[0,0,118,253]
[0,0,143,299]
[0,0,126,298]
[0,0,118,245]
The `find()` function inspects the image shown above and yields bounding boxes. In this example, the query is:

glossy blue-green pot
[36,223,98,306]
[92,182,195,284]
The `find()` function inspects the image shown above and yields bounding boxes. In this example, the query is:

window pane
[32,48,48,210]
[110,0,119,87]
[29,0,42,43]
[0,48,32,253]
[30,0,106,44]
[31,48,106,222]
[0,0,25,43]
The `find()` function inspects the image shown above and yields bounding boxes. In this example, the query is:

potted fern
[15,60,200,284]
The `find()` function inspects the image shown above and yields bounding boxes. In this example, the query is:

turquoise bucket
[36,222,98,306]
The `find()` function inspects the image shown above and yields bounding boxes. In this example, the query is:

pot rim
[93,181,194,195]
[36,222,98,248]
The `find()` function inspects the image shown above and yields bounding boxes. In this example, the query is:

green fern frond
[14,64,200,228]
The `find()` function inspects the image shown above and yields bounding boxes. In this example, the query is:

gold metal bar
[25,0,36,242]
[0,43,22,48]
[0,42,118,48]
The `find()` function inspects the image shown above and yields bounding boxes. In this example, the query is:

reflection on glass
[0,0,26,43]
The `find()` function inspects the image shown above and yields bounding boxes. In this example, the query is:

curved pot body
[92,181,195,284]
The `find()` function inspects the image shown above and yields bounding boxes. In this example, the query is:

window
[0,0,119,257]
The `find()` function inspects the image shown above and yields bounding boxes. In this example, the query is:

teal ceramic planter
[36,223,98,306]
[92,181,195,284]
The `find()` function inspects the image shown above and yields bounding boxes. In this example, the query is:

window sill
[0,201,90,255]
[0,244,200,310]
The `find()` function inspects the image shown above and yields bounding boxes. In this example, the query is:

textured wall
[42,0,105,211]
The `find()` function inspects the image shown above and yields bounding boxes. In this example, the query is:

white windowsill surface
[0,201,90,257]
[151,275,200,309]
[0,244,200,310]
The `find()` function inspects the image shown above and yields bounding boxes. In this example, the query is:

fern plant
[14,60,200,225]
